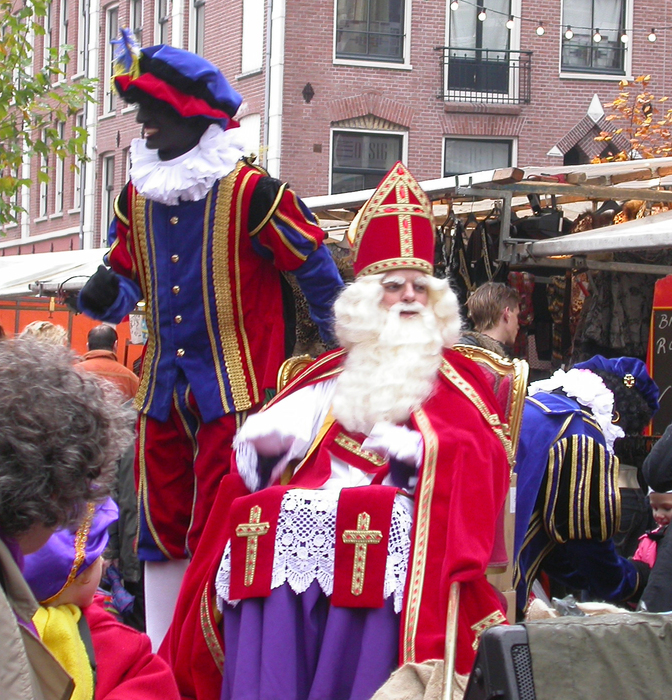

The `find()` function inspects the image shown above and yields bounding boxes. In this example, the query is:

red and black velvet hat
[347,161,435,278]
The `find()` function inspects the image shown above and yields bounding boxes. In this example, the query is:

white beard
[331,302,444,434]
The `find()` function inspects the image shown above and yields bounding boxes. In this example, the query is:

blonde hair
[20,321,68,346]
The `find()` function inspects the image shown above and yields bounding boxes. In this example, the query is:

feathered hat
[23,498,119,605]
[347,161,435,277]
[111,29,242,128]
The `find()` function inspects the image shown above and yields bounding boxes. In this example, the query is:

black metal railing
[438,47,532,105]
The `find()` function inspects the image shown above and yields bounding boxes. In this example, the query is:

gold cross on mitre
[235,505,271,587]
[341,512,384,596]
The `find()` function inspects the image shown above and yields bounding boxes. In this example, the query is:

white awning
[0,248,103,298]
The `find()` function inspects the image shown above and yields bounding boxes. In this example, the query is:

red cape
[160,348,510,696]
[84,596,181,700]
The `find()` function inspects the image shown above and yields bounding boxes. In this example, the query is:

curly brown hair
[0,338,134,537]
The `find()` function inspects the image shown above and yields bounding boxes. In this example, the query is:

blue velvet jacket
[514,392,641,610]
[80,161,343,423]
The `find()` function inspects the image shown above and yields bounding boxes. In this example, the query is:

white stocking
[144,559,189,652]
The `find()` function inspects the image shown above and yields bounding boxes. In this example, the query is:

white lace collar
[129,124,246,205]
[528,368,625,455]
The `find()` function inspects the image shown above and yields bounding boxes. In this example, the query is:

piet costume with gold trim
[159,162,510,700]
[78,42,343,560]
[513,363,656,611]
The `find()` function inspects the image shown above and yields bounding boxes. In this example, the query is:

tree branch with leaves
[0,0,96,225]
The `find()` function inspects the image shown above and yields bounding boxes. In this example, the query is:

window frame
[73,112,84,210]
[329,127,408,195]
[130,0,143,45]
[43,1,53,69]
[101,154,116,240]
[442,136,516,178]
[333,0,413,70]
[58,0,69,71]
[189,0,206,55]
[76,0,86,74]
[54,121,65,214]
[103,5,119,114]
[39,130,49,218]
[156,0,170,45]
[559,0,632,80]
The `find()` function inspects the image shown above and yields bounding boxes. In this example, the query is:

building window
[39,131,49,217]
[130,0,143,44]
[73,112,84,209]
[104,6,118,113]
[447,0,511,93]
[101,155,115,237]
[43,2,53,68]
[331,130,404,194]
[443,138,513,177]
[335,0,405,63]
[77,0,86,73]
[190,0,205,55]
[54,121,65,213]
[562,0,626,74]
[156,0,169,45]
[59,0,69,68]
[241,0,262,71]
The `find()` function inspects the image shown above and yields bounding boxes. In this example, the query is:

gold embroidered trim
[402,408,438,663]
[200,582,224,671]
[395,179,413,258]
[41,502,96,605]
[342,512,383,596]
[234,171,260,406]
[136,414,173,559]
[267,351,347,407]
[113,193,129,227]
[440,359,515,470]
[132,193,161,412]
[269,218,308,261]
[334,433,387,467]
[201,188,232,414]
[471,610,507,650]
[236,505,271,586]
[212,163,254,411]
[248,182,287,237]
[358,258,433,278]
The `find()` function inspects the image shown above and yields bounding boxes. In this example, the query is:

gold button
[176,348,185,357]
[174,315,182,324]
[171,254,179,263]
[172,285,180,294]
[170,216,179,225]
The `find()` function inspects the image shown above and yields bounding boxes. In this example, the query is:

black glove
[79,265,120,315]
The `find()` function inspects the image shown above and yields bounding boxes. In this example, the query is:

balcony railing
[438,47,532,105]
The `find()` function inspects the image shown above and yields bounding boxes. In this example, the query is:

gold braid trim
[471,610,507,650]
[334,433,387,467]
[200,582,224,672]
[41,503,96,605]
[439,359,515,471]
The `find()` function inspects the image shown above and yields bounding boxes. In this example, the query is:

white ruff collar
[529,368,625,455]
[129,124,245,205]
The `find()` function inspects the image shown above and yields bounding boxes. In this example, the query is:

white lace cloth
[215,488,413,614]
[129,123,245,205]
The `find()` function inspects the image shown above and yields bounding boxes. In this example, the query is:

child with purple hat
[24,499,180,700]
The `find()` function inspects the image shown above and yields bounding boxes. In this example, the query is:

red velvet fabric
[84,597,181,700]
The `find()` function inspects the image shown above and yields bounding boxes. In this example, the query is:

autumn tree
[594,74,672,162]
[0,0,96,225]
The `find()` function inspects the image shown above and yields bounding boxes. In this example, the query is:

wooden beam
[486,181,672,202]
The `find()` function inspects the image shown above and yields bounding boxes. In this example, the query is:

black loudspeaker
[464,625,536,700]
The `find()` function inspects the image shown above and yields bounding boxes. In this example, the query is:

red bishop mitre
[348,161,435,277]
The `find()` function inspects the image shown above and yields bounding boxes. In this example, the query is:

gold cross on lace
[342,512,383,596]
[235,505,271,587]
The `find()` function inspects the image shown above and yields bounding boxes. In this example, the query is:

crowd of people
[2,38,672,700]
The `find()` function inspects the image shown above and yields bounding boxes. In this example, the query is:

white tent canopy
[0,248,103,299]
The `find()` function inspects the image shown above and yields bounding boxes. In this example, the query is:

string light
[506,15,514,30]
[478,8,487,21]
[564,26,574,40]
[649,28,657,42]
[536,21,545,36]
[593,28,602,42]
[450,0,459,10]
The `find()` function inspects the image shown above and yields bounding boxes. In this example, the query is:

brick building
[3,0,672,254]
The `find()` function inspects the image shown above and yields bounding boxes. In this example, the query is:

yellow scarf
[33,604,94,700]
